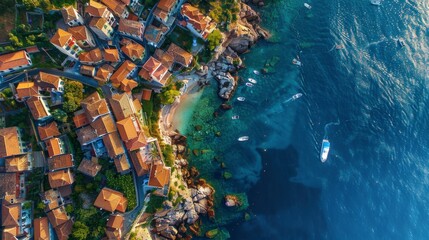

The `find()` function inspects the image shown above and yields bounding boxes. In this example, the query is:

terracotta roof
[45,138,63,158]
[153,8,168,22]
[118,18,144,37]
[104,48,120,62]
[37,72,62,90]
[95,64,114,83]
[120,0,130,5]
[110,60,136,87]
[77,157,101,177]
[152,64,169,83]
[119,78,138,93]
[16,81,39,99]
[154,49,174,69]
[27,96,49,120]
[141,89,152,101]
[80,65,96,76]
[148,164,171,188]
[48,169,74,189]
[50,29,73,47]
[73,110,90,128]
[33,217,50,240]
[48,154,73,171]
[2,226,18,239]
[142,56,161,74]
[125,132,147,151]
[61,6,78,23]
[130,149,151,176]
[38,122,60,141]
[94,187,128,212]
[54,219,73,240]
[0,127,22,158]
[106,214,123,239]
[116,116,138,141]
[133,99,142,112]
[47,206,69,228]
[86,0,108,17]
[101,0,127,17]
[5,154,29,172]
[167,43,193,67]
[103,132,124,159]
[0,50,31,72]
[67,25,89,41]
[81,92,110,121]
[109,93,133,121]
[157,0,177,12]
[114,154,130,173]
[121,42,145,61]
[41,189,62,212]
[91,114,116,136]
[180,3,215,39]
[1,203,20,227]
[89,17,108,30]
[58,185,73,198]
[144,24,168,44]
[76,125,98,145]
[79,48,103,63]
[0,173,17,198]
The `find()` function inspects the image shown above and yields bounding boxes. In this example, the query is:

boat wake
[324,120,340,139]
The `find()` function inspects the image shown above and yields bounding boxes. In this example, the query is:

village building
[0,50,32,75]
[33,217,50,240]
[153,0,180,26]
[89,17,114,41]
[80,65,96,77]
[180,3,216,40]
[68,25,96,48]
[166,43,194,68]
[121,42,145,61]
[105,214,124,239]
[47,154,74,172]
[77,157,102,177]
[0,127,27,159]
[36,72,65,93]
[15,81,39,101]
[38,122,61,141]
[85,0,116,27]
[50,29,84,59]
[26,96,51,121]
[101,0,129,19]
[94,187,128,213]
[5,154,32,172]
[79,48,103,65]
[118,18,144,39]
[139,56,171,86]
[48,169,74,189]
[61,6,84,27]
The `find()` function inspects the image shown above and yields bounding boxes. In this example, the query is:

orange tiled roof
[79,48,103,63]
[116,116,138,142]
[121,42,145,61]
[141,89,152,101]
[95,64,114,83]
[48,169,74,189]
[109,93,133,121]
[38,122,60,141]
[167,43,193,67]
[154,49,174,69]
[50,29,73,47]
[0,127,22,158]
[42,189,62,212]
[106,214,123,229]
[2,226,18,239]
[119,78,138,93]
[130,149,151,176]
[1,203,20,227]
[47,206,69,228]
[67,25,88,41]
[104,48,120,62]
[0,173,17,198]
[77,157,101,177]
[61,6,78,23]
[76,125,98,145]
[0,50,31,72]
[118,18,144,37]
[16,81,38,99]
[86,0,108,17]
[54,219,73,240]
[33,217,50,240]
[144,24,168,45]
[81,92,110,121]
[94,187,128,213]
[157,0,177,12]
[110,60,136,87]
[133,98,142,112]
[45,138,62,158]
[73,110,90,128]
[48,154,73,171]
[114,154,130,173]
[101,0,127,17]
[142,57,161,74]
[148,163,171,188]
[180,3,215,39]
[103,132,124,159]
[80,65,96,76]
[89,17,108,30]
[91,114,116,136]
[5,154,29,172]
[153,8,168,22]
[37,72,62,90]
[125,132,147,151]
[27,96,49,120]
[152,64,169,83]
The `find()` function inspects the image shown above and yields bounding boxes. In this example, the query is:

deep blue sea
[176,0,429,239]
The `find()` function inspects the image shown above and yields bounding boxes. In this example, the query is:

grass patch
[164,27,204,52]
[145,194,165,214]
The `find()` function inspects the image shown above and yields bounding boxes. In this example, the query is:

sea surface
[175,0,429,239]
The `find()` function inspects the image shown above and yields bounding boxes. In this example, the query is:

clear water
[176,0,429,239]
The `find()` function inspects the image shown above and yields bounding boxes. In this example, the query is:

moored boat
[237,97,245,101]
[304,3,312,9]
[292,58,302,66]
[320,139,330,162]
[246,82,254,87]
[253,70,260,75]
[238,136,249,141]
[248,78,257,84]
[232,115,239,119]
[370,0,381,5]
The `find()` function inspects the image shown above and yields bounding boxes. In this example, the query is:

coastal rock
[205,228,220,239]
[186,209,199,224]
[224,195,241,207]
[215,131,221,137]
[221,103,232,110]
[214,72,236,99]
[163,200,174,210]
[190,167,199,177]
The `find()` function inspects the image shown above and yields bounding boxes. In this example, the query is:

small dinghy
[237,97,245,101]
[248,78,257,84]
[253,70,260,75]
[238,136,249,141]
[246,82,254,87]
[292,58,302,66]
[232,115,239,120]
[304,3,312,9]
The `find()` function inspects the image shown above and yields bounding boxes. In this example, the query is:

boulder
[163,200,173,210]
[205,228,220,239]
[186,209,199,224]
[224,195,241,207]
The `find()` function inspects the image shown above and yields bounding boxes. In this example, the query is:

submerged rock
[192,149,199,156]
[223,171,233,180]
[224,195,241,207]
[221,103,232,110]
[205,228,220,238]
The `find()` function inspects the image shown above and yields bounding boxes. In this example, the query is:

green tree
[65,204,74,214]
[160,89,180,105]
[63,81,83,113]
[207,30,222,51]
[51,109,68,123]
[9,33,23,48]
[71,221,89,240]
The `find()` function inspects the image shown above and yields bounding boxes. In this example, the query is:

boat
[370,0,381,6]
[292,58,302,66]
[246,82,254,87]
[304,3,312,9]
[232,115,239,119]
[253,70,260,75]
[283,93,303,103]
[237,97,245,101]
[248,78,257,84]
[397,39,405,48]
[238,136,249,141]
[335,44,345,50]
[320,139,330,162]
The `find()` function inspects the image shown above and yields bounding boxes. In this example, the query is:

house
[105,214,124,239]
[119,0,138,7]
[104,48,120,64]
[41,189,64,212]
[129,149,151,176]
[116,116,147,151]
[80,65,96,76]
[38,122,61,141]
[27,96,51,121]
[1,202,21,237]
[85,0,116,27]
[153,0,179,26]
[114,154,131,174]
[81,92,110,122]
[94,187,128,213]
[50,29,84,59]
[180,3,216,40]
[101,0,129,18]
[90,114,116,137]
[73,110,90,128]
[119,78,139,93]
[121,42,145,61]
[76,125,98,146]
[0,127,26,158]
[108,93,135,121]
[0,173,18,199]
[54,219,73,240]
[144,23,169,48]
[110,60,137,89]
[89,17,114,40]
[68,25,96,48]
[45,138,64,158]
[15,81,39,100]
[153,49,174,70]
[37,72,65,93]
[79,48,103,65]
[61,6,84,26]
[166,43,193,67]
[48,169,74,188]
[118,18,144,38]
[102,132,125,159]
[77,157,101,177]
[148,163,171,196]
[33,217,50,240]
[94,64,115,85]
[0,50,32,75]
[5,153,32,172]
[141,88,152,101]
[139,56,171,86]
[47,206,69,228]
[47,154,73,171]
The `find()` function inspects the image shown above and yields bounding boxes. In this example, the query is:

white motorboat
[283,93,303,103]
[246,82,254,87]
[253,70,260,75]
[370,0,381,5]
[320,139,330,162]
[292,58,302,66]
[232,115,239,119]
[237,97,245,101]
[304,3,312,9]
[238,136,249,141]
[248,78,257,84]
